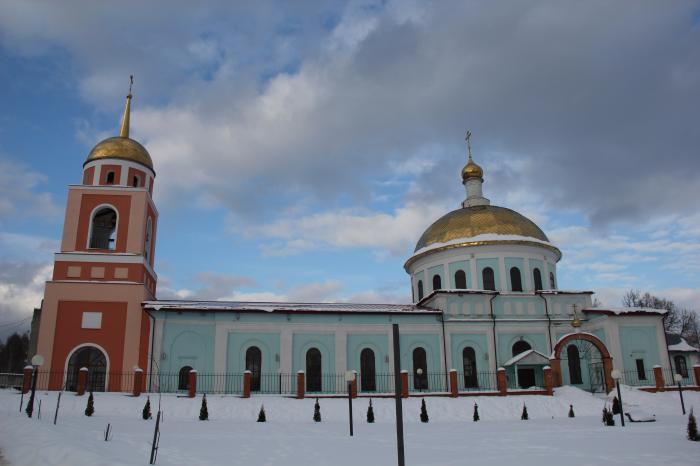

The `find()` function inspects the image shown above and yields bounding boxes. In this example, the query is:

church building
[32,89,691,396]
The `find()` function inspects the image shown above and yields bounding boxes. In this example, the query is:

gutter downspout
[440,312,449,391]
[537,292,553,354]
[489,293,498,370]
[145,308,156,393]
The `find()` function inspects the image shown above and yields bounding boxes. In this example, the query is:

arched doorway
[412,347,428,390]
[360,348,376,391]
[66,346,107,392]
[178,365,193,391]
[245,346,262,392]
[462,347,478,388]
[552,333,614,392]
[306,348,322,392]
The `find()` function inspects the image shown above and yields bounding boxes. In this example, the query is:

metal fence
[0,373,23,389]
[620,369,654,387]
[456,371,498,392]
[662,368,696,387]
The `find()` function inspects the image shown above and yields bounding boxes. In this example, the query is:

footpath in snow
[0,386,698,466]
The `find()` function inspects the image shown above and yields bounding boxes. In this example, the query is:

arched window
[412,347,428,390]
[178,365,193,391]
[482,267,495,291]
[549,272,556,289]
[567,345,583,384]
[674,355,688,378]
[512,340,532,357]
[144,217,153,263]
[306,348,322,392]
[510,267,523,292]
[360,348,376,391]
[533,268,543,291]
[66,346,107,392]
[462,347,478,388]
[132,175,140,187]
[454,270,467,289]
[417,280,424,301]
[106,171,115,184]
[89,207,117,250]
[245,346,262,392]
[432,274,442,291]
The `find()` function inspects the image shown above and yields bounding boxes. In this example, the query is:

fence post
[449,369,458,397]
[243,370,251,398]
[22,365,33,394]
[132,368,143,397]
[497,367,507,396]
[652,365,664,392]
[543,366,553,395]
[351,370,358,399]
[694,365,700,387]
[77,367,89,395]
[400,370,409,398]
[188,369,197,398]
[296,371,305,399]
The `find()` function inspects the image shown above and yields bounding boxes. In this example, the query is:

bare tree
[623,290,699,346]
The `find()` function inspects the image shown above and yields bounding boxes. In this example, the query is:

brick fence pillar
[351,371,358,399]
[296,371,305,399]
[22,365,33,394]
[693,365,700,387]
[497,367,507,396]
[653,365,664,392]
[449,369,458,397]
[400,370,409,398]
[543,366,553,396]
[77,367,88,395]
[132,368,143,397]
[188,369,197,398]
[243,370,251,398]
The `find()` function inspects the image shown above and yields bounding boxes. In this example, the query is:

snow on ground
[0,386,698,466]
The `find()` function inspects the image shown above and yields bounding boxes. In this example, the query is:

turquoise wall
[427,264,445,292]
[449,333,489,390]
[476,258,500,290]
[398,333,442,390]
[448,260,471,289]
[504,257,525,291]
[347,334,390,375]
[161,322,215,373]
[292,333,336,391]
[528,259,544,291]
[619,326,661,375]
[226,332,280,373]
[497,332,548,366]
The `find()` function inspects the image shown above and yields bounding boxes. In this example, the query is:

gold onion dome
[461,158,483,182]
[84,77,154,172]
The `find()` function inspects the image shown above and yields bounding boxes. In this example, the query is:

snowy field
[0,386,698,466]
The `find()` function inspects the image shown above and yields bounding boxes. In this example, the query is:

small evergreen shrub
[473,403,479,422]
[602,406,614,426]
[688,408,698,441]
[257,405,266,422]
[84,391,95,417]
[611,396,621,415]
[199,394,209,421]
[313,398,322,422]
[366,399,374,423]
[568,404,575,418]
[521,404,528,420]
[420,398,429,423]
[142,396,152,420]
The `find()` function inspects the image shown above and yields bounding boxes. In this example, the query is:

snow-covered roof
[411,234,558,259]
[143,300,440,315]
[503,349,550,366]
[667,337,699,353]
[583,307,667,316]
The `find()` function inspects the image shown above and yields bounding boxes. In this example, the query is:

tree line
[0,332,29,373]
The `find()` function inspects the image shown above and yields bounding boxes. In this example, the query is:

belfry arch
[550,333,614,392]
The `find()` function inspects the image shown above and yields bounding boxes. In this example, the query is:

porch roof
[503,349,550,366]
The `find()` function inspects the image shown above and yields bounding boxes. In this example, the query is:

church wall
[346,334,390,377]
[497,331,548,367]
[226,332,280,374]
[504,257,525,291]
[448,333,489,388]
[618,325,662,375]
[161,321,215,374]
[426,264,445,293]
[476,258,500,290]
[447,260,471,288]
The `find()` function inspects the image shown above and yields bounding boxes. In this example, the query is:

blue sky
[1,0,699,337]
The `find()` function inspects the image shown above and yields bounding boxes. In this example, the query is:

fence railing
[457,371,498,392]
[620,370,654,387]
[0,373,23,388]
[662,368,696,387]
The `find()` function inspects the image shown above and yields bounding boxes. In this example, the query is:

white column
[524,257,531,291]
[280,329,293,373]
[498,256,507,291]
[336,330,347,373]
[470,258,478,289]
[214,324,227,373]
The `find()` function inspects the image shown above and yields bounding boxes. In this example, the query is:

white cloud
[0,158,61,223]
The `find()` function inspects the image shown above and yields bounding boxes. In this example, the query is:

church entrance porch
[550,333,614,393]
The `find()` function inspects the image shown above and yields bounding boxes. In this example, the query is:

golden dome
[461,159,483,182]
[85,136,154,171]
[407,205,560,268]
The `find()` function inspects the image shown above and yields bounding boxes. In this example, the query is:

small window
[482,267,495,291]
[549,272,556,289]
[635,359,646,380]
[454,270,467,289]
[144,217,153,262]
[432,274,442,291]
[510,267,522,292]
[417,280,424,300]
[512,340,531,357]
[533,268,543,291]
[89,207,117,250]
[132,175,140,187]
[674,355,688,378]
[106,171,115,184]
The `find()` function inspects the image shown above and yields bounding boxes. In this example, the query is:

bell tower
[35,79,158,391]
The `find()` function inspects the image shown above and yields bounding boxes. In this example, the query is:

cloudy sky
[1,0,699,338]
